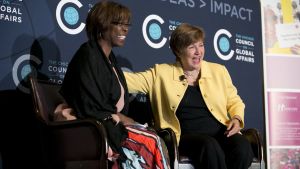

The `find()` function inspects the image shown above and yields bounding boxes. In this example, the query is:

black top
[60,40,129,120]
[59,40,129,153]
[176,85,225,136]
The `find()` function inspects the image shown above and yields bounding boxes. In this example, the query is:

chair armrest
[241,128,263,163]
[156,128,179,169]
[41,119,108,168]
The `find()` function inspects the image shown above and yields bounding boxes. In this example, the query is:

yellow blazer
[124,60,245,144]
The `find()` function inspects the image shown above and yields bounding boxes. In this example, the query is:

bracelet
[232,117,242,124]
[103,115,113,121]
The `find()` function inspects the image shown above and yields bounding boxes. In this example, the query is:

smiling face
[170,23,205,71]
[179,41,205,71]
[85,1,131,42]
[103,20,130,48]
[85,1,131,56]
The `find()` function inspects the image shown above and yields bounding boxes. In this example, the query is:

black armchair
[29,76,109,169]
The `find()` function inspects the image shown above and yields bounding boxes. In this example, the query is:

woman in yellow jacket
[124,23,253,169]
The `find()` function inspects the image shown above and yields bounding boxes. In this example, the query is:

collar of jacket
[172,60,213,81]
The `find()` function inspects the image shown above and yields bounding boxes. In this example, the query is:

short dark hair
[170,23,205,60]
[86,1,131,40]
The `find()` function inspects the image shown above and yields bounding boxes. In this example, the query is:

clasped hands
[225,116,242,137]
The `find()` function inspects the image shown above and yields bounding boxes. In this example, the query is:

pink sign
[268,91,300,146]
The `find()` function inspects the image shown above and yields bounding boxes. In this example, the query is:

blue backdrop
[0,0,263,168]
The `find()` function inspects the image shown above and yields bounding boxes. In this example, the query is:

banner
[0,0,263,168]
[263,0,300,168]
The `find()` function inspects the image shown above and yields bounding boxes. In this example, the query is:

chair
[28,76,109,169]
[128,94,264,169]
[157,128,263,169]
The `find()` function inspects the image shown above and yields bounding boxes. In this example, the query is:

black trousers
[178,133,254,169]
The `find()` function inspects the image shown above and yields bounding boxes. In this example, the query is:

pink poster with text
[268,91,300,146]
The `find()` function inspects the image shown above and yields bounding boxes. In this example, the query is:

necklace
[183,70,199,78]
[183,70,200,85]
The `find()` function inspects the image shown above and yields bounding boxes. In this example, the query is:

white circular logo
[142,14,167,49]
[213,29,234,61]
[56,0,85,35]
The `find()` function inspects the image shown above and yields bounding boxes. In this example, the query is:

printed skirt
[113,124,170,169]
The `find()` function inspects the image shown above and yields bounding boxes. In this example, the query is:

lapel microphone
[179,75,186,81]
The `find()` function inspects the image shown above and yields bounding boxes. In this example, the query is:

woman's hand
[111,113,121,125]
[225,117,242,137]
[117,112,136,125]
[54,103,77,121]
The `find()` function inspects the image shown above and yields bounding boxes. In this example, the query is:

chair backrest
[29,76,109,169]
[242,128,263,163]
[128,93,154,125]
[29,76,64,124]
